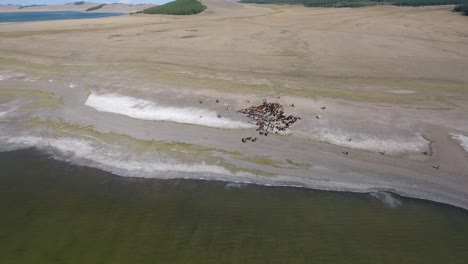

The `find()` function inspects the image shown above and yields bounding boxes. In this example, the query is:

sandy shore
[0,2,468,210]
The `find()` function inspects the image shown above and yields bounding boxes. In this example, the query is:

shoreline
[0,3,154,14]
[0,11,127,24]
[1,134,467,211]
[1,4,468,213]
[1,145,466,212]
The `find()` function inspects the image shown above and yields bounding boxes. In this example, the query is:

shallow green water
[0,149,467,264]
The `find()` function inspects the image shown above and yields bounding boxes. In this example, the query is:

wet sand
[0,2,468,210]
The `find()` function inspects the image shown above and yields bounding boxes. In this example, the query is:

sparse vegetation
[142,0,207,15]
[393,0,463,6]
[241,0,465,7]
[0,90,63,109]
[86,4,106,11]
[74,1,86,5]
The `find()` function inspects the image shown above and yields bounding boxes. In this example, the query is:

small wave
[0,134,251,179]
[225,182,248,190]
[0,70,24,81]
[85,92,254,129]
[370,191,402,208]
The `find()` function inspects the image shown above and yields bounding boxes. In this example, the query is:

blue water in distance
[0,11,124,23]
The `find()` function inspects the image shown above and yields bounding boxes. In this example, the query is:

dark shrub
[142,0,207,15]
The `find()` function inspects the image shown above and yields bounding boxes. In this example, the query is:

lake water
[0,11,124,23]
[1,148,467,263]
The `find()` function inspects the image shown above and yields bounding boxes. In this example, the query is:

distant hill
[142,0,207,15]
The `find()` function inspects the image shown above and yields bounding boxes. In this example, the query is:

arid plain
[1,2,468,209]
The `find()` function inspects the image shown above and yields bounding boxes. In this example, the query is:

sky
[0,0,168,5]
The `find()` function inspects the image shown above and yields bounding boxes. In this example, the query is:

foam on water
[85,92,254,129]
[24,76,39,82]
[0,134,249,179]
[0,70,24,81]
[370,191,402,208]
[225,182,248,190]
[5,136,94,157]
[451,133,468,153]
[300,128,428,154]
